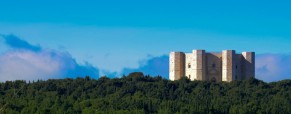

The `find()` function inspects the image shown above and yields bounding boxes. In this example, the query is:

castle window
[211,77,216,82]
[189,75,191,79]
[236,65,238,69]
[212,64,216,68]
[188,63,191,68]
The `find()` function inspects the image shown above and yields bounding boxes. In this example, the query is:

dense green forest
[0,72,291,114]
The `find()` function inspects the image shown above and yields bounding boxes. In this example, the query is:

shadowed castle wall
[206,53,222,82]
[242,52,255,79]
[236,54,243,80]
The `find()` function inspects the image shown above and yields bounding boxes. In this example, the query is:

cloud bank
[256,54,291,82]
[0,35,99,82]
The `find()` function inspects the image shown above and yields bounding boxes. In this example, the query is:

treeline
[0,72,291,114]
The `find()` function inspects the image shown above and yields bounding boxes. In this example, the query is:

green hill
[0,72,291,114]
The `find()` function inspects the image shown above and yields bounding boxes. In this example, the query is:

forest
[0,72,291,114]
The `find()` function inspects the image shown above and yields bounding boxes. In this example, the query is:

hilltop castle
[169,50,255,82]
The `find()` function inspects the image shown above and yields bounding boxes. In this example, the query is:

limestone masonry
[169,50,255,82]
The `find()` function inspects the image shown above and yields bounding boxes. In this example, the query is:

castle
[169,50,255,82]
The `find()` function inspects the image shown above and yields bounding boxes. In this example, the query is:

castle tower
[242,52,255,79]
[169,52,185,81]
[222,50,236,82]
[193,50,206,80]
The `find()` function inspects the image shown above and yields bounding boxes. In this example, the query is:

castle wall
[206,53,222,82]
[185,53,196,80]
[169,52,185,81]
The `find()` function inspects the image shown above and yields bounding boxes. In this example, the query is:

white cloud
[0,35,99,82]
[0,50,64,81]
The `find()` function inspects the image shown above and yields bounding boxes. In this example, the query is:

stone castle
[169,50,255,82]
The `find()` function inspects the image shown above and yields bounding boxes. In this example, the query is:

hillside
[0,72,291,113]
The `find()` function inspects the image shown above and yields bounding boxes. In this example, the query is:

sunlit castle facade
[169,50,255,82]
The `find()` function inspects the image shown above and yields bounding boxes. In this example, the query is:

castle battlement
[169,50,255,82]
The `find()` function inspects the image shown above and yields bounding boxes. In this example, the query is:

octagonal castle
[169,50,255,82]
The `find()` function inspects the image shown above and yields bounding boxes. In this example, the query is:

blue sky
[0,0,291,82]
